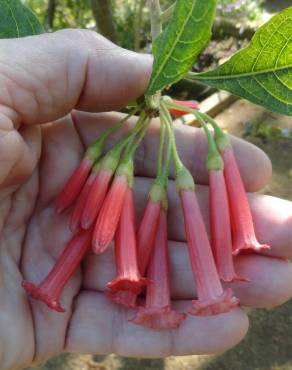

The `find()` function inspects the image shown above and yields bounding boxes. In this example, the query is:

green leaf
[188,7,292,116]
[146,0,217,96]
[0,0,44,38]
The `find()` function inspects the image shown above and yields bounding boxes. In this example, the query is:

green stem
[163,97,232,151]
[91,106,140,147]
[163,98,226,170]
[157,119,165,176]
[161,99,195,191]
[198,112,223,137]
[130,118,151,157]
[105,111,146,158]
[123,111,147,155]
[198,112,231,151]
[146,0,162,109]
[157,109,172,186]
[123,116,150,163]
[160,100,183,174]
[86,105,141,160]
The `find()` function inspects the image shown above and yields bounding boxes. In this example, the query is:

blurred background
[23,1,292,369]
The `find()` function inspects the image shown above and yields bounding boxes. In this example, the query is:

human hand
[0,29,292,370]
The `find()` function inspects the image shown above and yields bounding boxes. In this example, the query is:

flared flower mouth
[188,288,239,316]
[221,148,271,256]
[232,242,270,256]
[107,276,149,295]
[22,281,65,313]
[132,306,186,329]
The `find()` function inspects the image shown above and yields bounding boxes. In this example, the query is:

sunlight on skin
[0,29,291,370]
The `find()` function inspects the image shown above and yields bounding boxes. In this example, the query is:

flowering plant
[1,0,291,329]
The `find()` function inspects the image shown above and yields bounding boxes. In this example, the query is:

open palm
[0,30,292,370]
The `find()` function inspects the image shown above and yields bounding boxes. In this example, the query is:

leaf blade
[188,6,292,116]
[146,0,217,96]
[0,0,44,38]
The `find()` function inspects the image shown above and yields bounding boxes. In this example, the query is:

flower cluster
[22,98,269,329]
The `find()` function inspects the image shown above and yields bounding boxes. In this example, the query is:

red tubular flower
[93,160,133,254]
[132,209,186,329]
[81,149,123,230]
[22,229,92,312]
[107,188,148,298]
[137,200,160,275]
[137,183,166,276]
[169,99,199,116]
[70,172,96,232]
[210,170,247,282]
[56,157,94,214]
[176,168,238,316]
[221,148,270,255]
[81,169,113,230]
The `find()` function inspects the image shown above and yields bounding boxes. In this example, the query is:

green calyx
[214,130,232,153]
[100,139,128,172]
[191,113,224,172]
[201,122,224,171]
[86,138,105,161]
[116,159,134,187]
[92,161,101,174]
[175,166,195,191]
[207,150,224,171]
[149,182,168,210]
[100,153,120,172]
[199,112,232,153]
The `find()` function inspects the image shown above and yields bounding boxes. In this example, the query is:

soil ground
[25,101,292,370]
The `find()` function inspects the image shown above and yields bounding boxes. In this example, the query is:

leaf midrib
[4,0,20,37]
[190,64,292,81]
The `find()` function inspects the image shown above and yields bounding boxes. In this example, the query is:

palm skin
[0,30,292,370]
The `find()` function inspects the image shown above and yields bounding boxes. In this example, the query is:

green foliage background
[24,0,262,50]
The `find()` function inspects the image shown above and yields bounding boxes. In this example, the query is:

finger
[170,251,292,309]
[83,242,292,309]
[134,179,292,259]
[21,209,82,362]
[0,30,151,126]
[248,194,292,259]
[73,111,272,191]
[37,116,83,208]
[1,125,41,186]
[66,292,248,357]
[0,125,41,193]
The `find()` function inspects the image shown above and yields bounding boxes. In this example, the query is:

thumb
[0,29,152,126]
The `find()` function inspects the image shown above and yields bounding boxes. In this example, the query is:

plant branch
[157,118,165,176]
[148,0,162,40]
[134,0,146,51]
[160,101,183,173]
[160,2,176,23]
